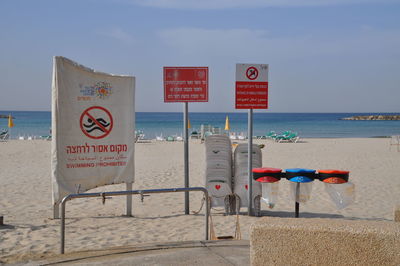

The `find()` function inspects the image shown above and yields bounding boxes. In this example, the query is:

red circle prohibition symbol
[79,106,113,139]
[246,67,258,80]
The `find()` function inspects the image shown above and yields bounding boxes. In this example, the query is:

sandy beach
[1,138,399,263]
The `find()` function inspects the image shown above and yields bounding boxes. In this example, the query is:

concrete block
[250,217,400,266]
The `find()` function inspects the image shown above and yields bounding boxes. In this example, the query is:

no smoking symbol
[246,67,258,80]
[80,106,113,139]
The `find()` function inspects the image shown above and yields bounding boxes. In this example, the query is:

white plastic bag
[324,182,355,209]
[261,182,279,209]
[289,182,313,203]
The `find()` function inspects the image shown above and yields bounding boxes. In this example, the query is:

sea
[1,111,400,139]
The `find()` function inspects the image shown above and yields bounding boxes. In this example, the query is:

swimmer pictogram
[79,106,113,139]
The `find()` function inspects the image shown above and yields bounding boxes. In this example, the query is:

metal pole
[126,182,132,216]
[295,183,300,218]
[60,187,208,254]
[205,196,210,240]
[61,199,66,254]
[184,102,189,215]
[248,109,253,216]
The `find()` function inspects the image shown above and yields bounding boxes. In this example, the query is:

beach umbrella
[8,114,14,128]
[224,116,230,131]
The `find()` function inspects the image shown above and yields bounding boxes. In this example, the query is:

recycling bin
[319,169,354,209]
[285,168,316,204]
[253,167,282,209]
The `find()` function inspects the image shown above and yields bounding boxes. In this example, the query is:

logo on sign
[79,82,113,100]
[246,67,258,80]
[94,82,113,99]
[80,106,113,139]
[197,70,206,79]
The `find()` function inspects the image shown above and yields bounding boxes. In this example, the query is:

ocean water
[1,111,400,139]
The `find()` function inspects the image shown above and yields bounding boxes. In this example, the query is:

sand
[1,138,399,263]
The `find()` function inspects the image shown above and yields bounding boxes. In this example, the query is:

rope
[207,194,242,240]
[192,196,205,215]
[234,194,241,240]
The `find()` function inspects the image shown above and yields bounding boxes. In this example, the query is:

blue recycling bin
[285,168,316,217]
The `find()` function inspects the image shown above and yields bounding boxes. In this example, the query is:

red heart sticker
[245,184,248,190]
[215,185,221,190]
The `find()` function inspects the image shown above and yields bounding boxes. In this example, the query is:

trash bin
[253,167,282,208]
[285,168,316,203]
[318,169,354,209]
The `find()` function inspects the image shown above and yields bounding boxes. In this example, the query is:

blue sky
[1,0,400,112]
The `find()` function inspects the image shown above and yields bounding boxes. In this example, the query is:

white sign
[235,63,269,109]
[51,56,135,206]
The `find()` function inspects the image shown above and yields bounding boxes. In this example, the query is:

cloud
[133,0,398,9]
[158,28,269,57]
[97,27,135,44]
[158,27,400,60]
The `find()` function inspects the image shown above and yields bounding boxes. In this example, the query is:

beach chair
[212,127,222,135]
[155,133,165,141]
[190,131,200,139]
[265,131,277,139]
[0,130,9,142]
[229,132,238,140]
[166,136,175,142]
[233,143,262,216]
[390,135,400,152]
[205,135,235,214]
[134,130,145,142]
[276,131,299,143]
[200,124,212,141]
[237,132,246,140]
[40,135,52,141]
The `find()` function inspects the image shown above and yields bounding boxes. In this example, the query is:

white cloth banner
[51,56,135,205]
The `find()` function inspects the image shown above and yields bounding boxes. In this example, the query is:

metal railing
[60,187,209,254]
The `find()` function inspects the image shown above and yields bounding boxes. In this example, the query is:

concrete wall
[250,217,400,266]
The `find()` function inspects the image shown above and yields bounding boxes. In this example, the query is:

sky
[1,0,400,113]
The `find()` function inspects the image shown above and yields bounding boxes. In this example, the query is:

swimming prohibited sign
[80,106,113,139]
[236,64,269,109]
[51,57,135,214]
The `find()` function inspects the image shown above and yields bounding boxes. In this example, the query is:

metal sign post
[164,67,209,215]
[295,182,300,218]
[235,63,269,216]
[184,102,189,214]
[248,109,253,216]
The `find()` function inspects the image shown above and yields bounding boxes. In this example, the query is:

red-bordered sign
[164,67,208,102]
[236,64,269,109]
[80,106,113,139]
